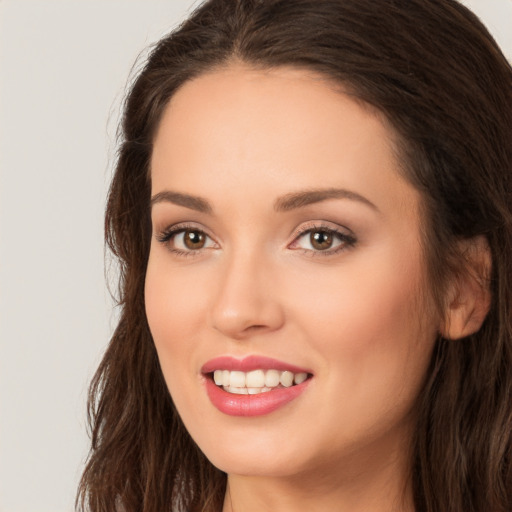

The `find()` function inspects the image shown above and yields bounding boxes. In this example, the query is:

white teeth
[247,387,272,394]
[213,370,223,385]
[229,371,246,387]
[280,371,294,387]
[246,369,265,387]
[212,369,309,394]
[225,385,248,394]
[265,369,280,387]
[294,372,308,384]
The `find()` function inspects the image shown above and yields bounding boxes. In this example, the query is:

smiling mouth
[210,369,311,395]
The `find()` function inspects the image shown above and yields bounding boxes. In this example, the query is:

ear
[440,236,492,340]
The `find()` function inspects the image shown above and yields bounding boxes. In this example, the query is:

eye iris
[184,230,205,249]
[310,230,333,250]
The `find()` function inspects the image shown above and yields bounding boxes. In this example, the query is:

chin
[207,448,307,478]
[184,419,310,478]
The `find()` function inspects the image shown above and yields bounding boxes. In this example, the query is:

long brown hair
[77,1,512,511]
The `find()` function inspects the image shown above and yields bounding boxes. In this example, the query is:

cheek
[145,258,208,421]
[290,260,435,450]
[286,247,437,397]
[145,251,208,340]
[144,252,210,392]
[293,252,427,337]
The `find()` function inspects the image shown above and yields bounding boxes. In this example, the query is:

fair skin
[145,65,443,512]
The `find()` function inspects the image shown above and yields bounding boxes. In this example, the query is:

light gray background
[0,1,510,511]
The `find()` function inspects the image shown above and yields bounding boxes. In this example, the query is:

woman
[77,1,512,511]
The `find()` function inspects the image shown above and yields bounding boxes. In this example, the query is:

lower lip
[204,377,311,417]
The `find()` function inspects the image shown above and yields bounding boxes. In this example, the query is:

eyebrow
[150,187,378,214]
[150,190,213,214]
[273,188,379,212]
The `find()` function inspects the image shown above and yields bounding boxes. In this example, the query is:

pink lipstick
[202,355,312,417]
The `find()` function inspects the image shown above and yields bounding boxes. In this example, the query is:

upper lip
[201,355,312,375]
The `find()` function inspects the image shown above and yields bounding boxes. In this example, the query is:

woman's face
[146,65,440,482]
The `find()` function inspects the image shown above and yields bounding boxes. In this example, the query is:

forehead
[150,64,419,219]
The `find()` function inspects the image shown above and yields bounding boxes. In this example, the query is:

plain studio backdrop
[0,1,510,511]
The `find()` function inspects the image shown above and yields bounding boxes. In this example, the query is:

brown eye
[310,230,333,250]
[290,225,354,255]
[156,225,217,254]
[183,229,206,250]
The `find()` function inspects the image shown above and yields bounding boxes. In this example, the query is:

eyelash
[290,223,357,257]
[155,223,215,258]
[155,222,357,258]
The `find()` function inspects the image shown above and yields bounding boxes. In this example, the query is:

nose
[210,250,285,340]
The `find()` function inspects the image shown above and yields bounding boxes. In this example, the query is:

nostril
[245,324,267,332]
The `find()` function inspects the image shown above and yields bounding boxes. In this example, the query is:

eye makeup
[155,219,357,259]
[288,221,357,257]
[155,222,218,257]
